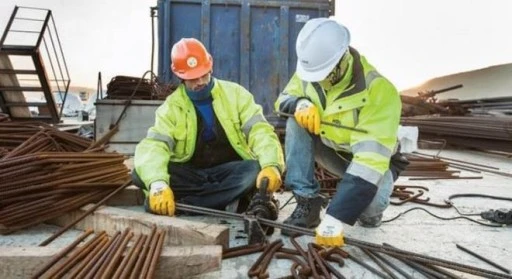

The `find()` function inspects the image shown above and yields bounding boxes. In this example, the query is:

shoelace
[290,203,311,218]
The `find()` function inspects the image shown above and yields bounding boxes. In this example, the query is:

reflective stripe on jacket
[135,78,285,189]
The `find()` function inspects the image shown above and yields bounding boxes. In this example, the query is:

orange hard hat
[171,38,213,80]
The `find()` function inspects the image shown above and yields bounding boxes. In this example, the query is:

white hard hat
[295,18,351,82]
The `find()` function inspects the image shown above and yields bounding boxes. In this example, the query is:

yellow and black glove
[149,181,175,216]
[256,166,282,193]
[294,99,320,135]
[315,214,345,247]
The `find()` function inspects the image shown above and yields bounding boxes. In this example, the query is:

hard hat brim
[296,49,344,82]
[174,57,213,80]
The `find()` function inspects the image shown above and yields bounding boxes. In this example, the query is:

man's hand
[294,99,320,135]
[149,181,175,216]
[256,166,282,192]
[315,214,345,247]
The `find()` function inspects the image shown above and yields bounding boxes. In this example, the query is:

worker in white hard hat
[275,18,408,246]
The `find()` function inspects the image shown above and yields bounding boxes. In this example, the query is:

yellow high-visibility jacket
[135,78,285,192]
[275,48,401,224]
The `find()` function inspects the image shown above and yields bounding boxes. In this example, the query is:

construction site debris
[105,75,176,100]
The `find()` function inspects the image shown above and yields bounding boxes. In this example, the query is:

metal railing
[0,6,71,121]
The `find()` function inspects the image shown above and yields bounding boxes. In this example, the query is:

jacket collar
[174,78,218,108]
[335,47,366,100]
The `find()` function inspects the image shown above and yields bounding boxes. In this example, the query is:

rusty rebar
[308,243,331,278]
[30,228,93,279]
[339,248,391,279]
[247,240,283,277]
[129,226,157,279]
[146,230,166,279]
[362,248,400,279]
[95,230,128,278]
[139,228,162,279]
[456,244,510,274]
[111,234,143,279]
[119,234,147,279]
[275,252,311,276]
[223,243,266,259]
[46,231,107,278]
[257,240,284,278]
[101,228,134,279]
[84,231,122,279]
[68,236,110,278]
[39,179,132,246]
[75,233,120,279]
[306,246,321,279]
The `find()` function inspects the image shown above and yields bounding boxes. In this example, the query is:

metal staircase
[0,6,70,123]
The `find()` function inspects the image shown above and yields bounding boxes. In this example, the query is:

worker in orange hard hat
[170,38,213,80]
[133,38,284,217]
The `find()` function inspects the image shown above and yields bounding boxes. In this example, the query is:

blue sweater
[186,80,216,142]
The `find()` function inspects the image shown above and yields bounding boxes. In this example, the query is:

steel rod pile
[0,122,96,158]
[317,155,475,198]
[0,152,130,234]
[401,115,512,153]
[105,75,176,100]
[401,154,463,179]
[32,227,166,279]
[443,96,512,116]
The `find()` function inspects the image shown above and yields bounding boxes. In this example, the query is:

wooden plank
[47,205,229,248]
[0,245,221,279]
[106,185,144,206]
[0,54,31,117]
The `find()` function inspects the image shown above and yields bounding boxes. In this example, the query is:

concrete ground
[1,149,510,278]
[195,149,512,278]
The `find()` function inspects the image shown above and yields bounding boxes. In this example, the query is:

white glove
[315,214,345,247]
[150,181,168,193]
[296,99,313,110]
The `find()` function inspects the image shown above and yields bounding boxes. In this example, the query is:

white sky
[1,0,511,91]
[335,0,512,89]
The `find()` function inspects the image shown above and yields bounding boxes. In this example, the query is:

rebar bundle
[0,152,130,234]
[33,227,166,279]
[0,122,95,158]
[401,115,512,153]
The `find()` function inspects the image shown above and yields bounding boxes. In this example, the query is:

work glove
[315,214,345,247]
[149,181,175,216]
[294,99,320,135]
[256,166,282,193]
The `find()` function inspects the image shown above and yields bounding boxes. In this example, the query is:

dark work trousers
[132,160,260,212]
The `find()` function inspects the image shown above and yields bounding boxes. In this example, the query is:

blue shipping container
[157,0,333,116]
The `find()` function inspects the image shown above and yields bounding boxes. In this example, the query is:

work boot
[358,213,383,228]
[281,194,325,236]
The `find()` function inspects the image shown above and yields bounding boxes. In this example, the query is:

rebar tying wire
[384,193,512,227]
[175,203,512,279]
[382,207,504,227]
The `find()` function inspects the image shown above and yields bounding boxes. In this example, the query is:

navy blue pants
[132,160,260,211]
